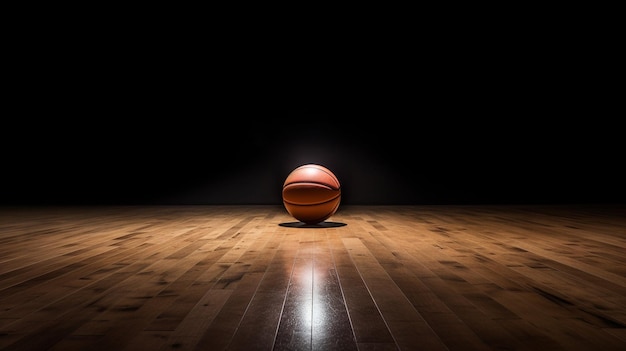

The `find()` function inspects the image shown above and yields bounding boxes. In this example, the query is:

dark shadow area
[279,221,347,228]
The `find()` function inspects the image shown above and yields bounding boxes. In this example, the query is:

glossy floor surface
[0,205,625,350]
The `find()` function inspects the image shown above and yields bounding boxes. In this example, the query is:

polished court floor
[0,204,625,350]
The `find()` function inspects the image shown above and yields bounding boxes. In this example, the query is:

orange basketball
[282,164,341,224]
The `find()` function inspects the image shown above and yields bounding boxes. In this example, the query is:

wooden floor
[0,204,625,351]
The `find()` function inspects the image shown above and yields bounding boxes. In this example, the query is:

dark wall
[3,14,622,206]
[2,105,623,206]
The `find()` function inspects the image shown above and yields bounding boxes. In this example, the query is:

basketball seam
[282,188,341,203]
[282,194,341,206]
[297,204,338,223]
[283,181,340,190]
[290,165,339,186]
[299,167,338,183]
[284,207,337,224]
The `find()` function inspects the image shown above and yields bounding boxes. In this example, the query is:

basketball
[282,164,341,224]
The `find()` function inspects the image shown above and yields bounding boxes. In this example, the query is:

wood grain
[0,204,625,350]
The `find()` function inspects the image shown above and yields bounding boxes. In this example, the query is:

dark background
[2,105,623,206]
[2,13,623,207]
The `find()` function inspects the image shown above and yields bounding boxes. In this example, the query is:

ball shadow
[278,221,347,228]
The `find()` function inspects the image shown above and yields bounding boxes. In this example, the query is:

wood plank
[341,235,448,351]
[0,204,625,351]
[327,230,396,349]
[310,229,357,351]
[272,228,315,351]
